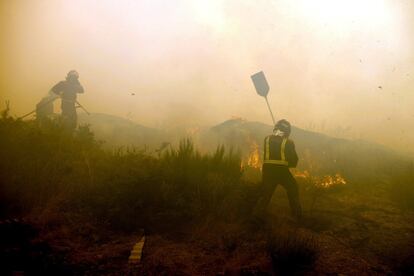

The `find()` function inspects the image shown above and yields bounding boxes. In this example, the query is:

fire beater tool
[251,71,276,125]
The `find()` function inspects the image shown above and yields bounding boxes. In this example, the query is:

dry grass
[1,107,414,275]
[267,228,318,275]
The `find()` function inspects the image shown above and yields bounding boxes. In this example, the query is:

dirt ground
[2,186,406,275]
[2,183,414,275]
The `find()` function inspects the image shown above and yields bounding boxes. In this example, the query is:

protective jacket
[50,79,83,130]
[263,135,298,168]
[51,79,84,102]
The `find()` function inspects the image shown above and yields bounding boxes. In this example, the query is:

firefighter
[254,119,302,219]
[50,70,84,130]
[36,91,58,122]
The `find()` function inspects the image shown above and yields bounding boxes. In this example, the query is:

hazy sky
[1,0,413,151]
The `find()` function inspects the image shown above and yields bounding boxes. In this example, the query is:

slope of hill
[78,113,165,148]
[207,118,412,184]
[76,114,412,185]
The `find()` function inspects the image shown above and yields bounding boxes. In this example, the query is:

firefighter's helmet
[273,119,291,136]
[66,70,79,80]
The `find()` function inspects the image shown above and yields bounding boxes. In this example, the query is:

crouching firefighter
[254,119,302,219]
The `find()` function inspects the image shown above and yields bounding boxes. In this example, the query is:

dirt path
[3,188,413,275]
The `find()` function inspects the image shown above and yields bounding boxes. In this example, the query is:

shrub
[0,113,249,230]
[267,229,318,275]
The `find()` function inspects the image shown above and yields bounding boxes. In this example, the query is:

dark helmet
[273,119,291,136]
[66,70,79,80]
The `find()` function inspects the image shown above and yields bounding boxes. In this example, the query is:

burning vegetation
[1,109,414,275]
[295,170,347,189]
[241,138,262,170]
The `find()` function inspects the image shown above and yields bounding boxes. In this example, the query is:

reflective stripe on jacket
[263,135,299,168]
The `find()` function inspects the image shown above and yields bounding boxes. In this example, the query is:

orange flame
[295,170,310,178]
[295,170,347,189]
[319,173,347,188]
[248,141,261,168]
[242,138,261,169]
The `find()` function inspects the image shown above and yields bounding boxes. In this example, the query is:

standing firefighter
[51,70,84,130]
[254,119,302,219]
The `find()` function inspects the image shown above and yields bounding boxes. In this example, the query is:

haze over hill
[1,0,414,152]
[79,113,412,185]
[78,113,164,148]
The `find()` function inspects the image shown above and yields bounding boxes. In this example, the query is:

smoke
[0,0,413,151]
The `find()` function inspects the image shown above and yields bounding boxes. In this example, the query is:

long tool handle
[18,96,57,120]
[265,96,276,125]
[75,100,90,115]
[19,109,36,120]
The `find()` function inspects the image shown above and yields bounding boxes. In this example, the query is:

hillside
[1,114,414,274]
[78,113,165,148]
[207,118,411,183]
[78,114,408,173]
[76,114,412,186]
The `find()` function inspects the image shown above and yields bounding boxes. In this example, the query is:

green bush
[0,113,249,230]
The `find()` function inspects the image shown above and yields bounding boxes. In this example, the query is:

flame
[319,173,347,188]
[242,138,261,169]
[248,142,261,168]
[295,170,347,189]
[295,170,310,178]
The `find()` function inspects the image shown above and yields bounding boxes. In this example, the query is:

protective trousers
[254,164,302,218]
[61,100,77,130]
